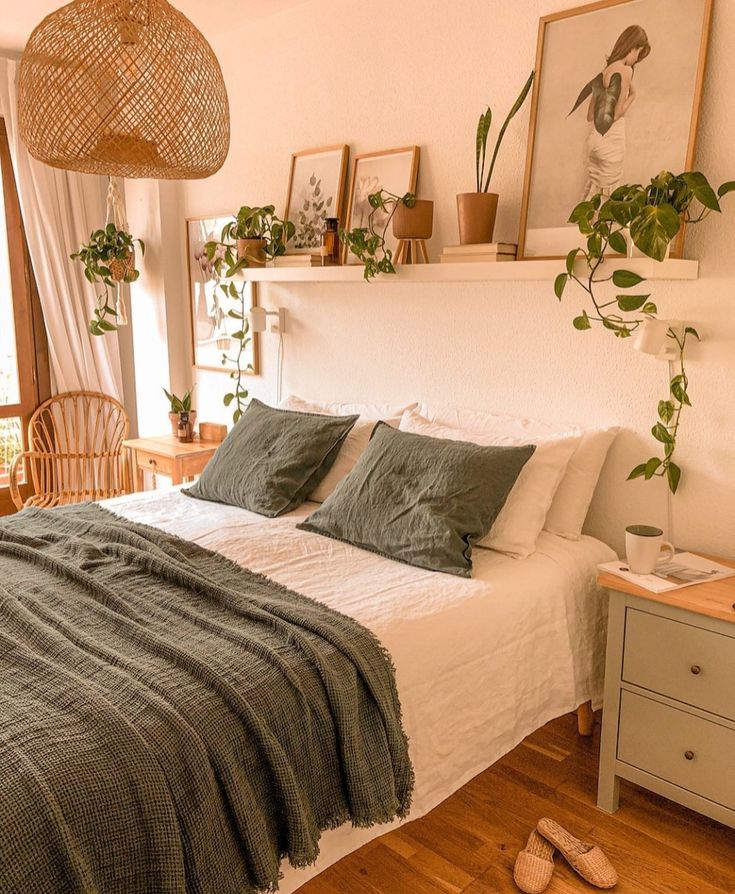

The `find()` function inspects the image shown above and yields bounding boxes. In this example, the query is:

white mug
[625,525,676,574]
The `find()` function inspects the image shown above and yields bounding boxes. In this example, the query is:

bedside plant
[457,71,534,245]
[70,223,145,336]
[341,190,416,280]
[163,386,196,437]
[554,169,735,493]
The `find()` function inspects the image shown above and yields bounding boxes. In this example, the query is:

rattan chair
[9,391,130,511]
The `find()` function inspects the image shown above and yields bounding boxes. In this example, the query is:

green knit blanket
[0,503,413,894]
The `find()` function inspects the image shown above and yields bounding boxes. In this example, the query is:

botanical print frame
[186,216,259,375]
[343,146,420,264]
[517,0,713,260]
[284,144,349,253]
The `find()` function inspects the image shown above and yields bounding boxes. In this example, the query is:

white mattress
[106,488,616,892]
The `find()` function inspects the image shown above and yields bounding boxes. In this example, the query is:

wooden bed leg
[577,701,595,737]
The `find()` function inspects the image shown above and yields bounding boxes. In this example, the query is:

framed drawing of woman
[518,0,713,259]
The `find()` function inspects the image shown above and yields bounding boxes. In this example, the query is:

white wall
[176,0,735,558]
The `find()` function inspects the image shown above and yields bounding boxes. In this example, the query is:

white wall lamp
[633,319,688,361]
[249,306,287,334]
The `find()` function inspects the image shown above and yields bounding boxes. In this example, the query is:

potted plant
[70,223,145,335]
[392,198,434,242]
[211,205,295,268]
[554,169,734,493]
[341,189,417,280]
[457,71,534,245]
[163,386,196,437]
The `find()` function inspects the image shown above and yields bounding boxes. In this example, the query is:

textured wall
[177,0,735,557]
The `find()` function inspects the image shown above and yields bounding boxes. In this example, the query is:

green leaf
[627,463,648,481]
[608,229,627,255]
[565,249,579,275]
[684,326,700,341]
[644,457,662,479]
[223,393,234,407]
[616,293,649,312]
[612,269,645,288]
[587,232,602,257]
[554,272,568,300]
[573,311,591,330]
[680,171,721,212]
[629,203,681,261]
[642,301,658,315]
[568,201,596,226]
[658,400,675,424]
[233,408,242,424]
[717,180,735,198]
[651,422,673,444]
[667,462,682,494]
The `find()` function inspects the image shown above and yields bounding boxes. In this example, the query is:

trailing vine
[554,170,734,493]
[341,189,415,280]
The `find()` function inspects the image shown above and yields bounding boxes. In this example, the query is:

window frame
[0,116,50,514]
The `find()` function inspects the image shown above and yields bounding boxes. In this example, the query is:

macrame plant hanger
[106,177,130,326]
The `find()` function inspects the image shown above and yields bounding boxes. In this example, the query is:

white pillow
[400,408,581,558]
[279,396,417,502]
[417,404,617,540]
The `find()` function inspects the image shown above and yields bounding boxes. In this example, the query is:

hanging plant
[71,223,145,336]
[341,189,416,280]
[554,170,734,493]
[204,205,293,422]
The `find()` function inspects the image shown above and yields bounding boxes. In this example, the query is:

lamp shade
[18,0,230,180]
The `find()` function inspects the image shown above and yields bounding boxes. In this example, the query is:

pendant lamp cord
[106,176,130,326]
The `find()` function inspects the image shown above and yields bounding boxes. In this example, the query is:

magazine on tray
[599,552,735,594]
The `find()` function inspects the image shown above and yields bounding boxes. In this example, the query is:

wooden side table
[597,557,735,829]
[123,434,221,492]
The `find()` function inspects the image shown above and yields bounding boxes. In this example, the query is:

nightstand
[597,558,735,829]
[123,434,221,491]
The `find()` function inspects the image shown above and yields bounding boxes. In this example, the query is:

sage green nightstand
[597,558,735,829]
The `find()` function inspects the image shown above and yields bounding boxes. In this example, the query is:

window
[0,117,49,514]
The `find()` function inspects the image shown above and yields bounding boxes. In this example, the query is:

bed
[104,485,616,892]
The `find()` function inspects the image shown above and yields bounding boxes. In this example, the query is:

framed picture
[343,146,420,264]
[518,0,713,259]
[284,145,349,252]
[186,216,259,375]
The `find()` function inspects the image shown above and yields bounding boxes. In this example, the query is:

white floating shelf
[239,257,699,284]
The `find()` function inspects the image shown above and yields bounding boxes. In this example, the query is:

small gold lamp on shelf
[17,0,230,180]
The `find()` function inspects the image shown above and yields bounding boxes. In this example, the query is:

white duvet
[106,488,616,892]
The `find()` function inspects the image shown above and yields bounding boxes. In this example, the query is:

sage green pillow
[185,399,358,516]
[297,422,535,577]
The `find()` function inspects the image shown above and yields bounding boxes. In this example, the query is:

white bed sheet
[106,488,616,892]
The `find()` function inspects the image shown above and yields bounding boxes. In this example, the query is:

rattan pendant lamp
[18,0,230,179]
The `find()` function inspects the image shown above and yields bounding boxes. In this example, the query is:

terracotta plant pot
[169,410,196,436]
[392,199,434,240]
[237,238,267,267]
[108,248,135,282]
[456,192,499,245]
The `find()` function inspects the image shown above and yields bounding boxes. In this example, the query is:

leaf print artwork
[293,171,335,249]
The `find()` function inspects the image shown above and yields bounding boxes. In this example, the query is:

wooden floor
[300,711,735,893]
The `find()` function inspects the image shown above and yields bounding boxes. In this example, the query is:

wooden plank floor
[299,711,735,893]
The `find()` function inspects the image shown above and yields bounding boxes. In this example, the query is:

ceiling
[1,0,310,52]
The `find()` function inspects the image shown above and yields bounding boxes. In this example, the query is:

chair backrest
[25,390,130,508]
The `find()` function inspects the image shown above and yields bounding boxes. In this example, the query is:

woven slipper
[513,828,555,894]
[537,818,617,889]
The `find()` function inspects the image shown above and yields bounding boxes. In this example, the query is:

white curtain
[0,58,123,401]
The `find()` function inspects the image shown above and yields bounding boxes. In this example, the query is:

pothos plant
[204,206,294,422]
[554,170,734,493]
[341,190,416,280]
[70,223,144,336]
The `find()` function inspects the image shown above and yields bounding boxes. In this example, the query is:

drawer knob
[684,750,695,761]
[690,665,702,675]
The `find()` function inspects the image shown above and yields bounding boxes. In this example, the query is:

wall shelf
[239,258,699,284]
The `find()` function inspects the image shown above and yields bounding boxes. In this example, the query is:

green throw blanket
[0,503,413,894]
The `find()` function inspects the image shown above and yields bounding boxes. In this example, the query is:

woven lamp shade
[18,0,230,179]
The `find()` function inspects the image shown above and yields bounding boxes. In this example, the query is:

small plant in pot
[341,190,416,280]
[70,223,145,335]
[458,71,534,245]
[163,386,196,437]
[210,205,295,269]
